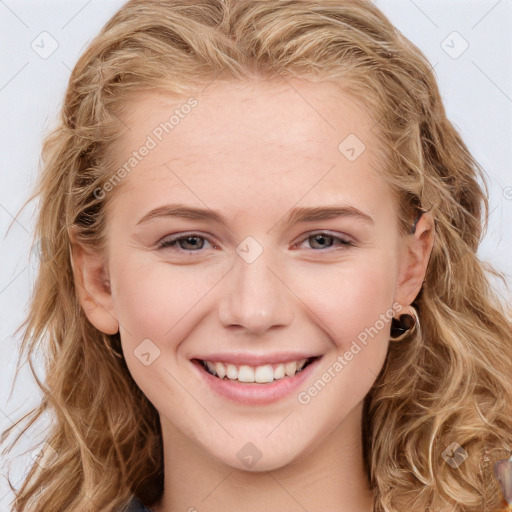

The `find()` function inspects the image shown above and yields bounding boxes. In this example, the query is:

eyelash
[157,231,355,253]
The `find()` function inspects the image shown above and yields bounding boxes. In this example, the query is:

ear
[395,212,435,307]
[68,227,119,335]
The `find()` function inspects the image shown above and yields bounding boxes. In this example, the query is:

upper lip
[192,352,321,366]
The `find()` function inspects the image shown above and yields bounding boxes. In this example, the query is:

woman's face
[77,78,431,471]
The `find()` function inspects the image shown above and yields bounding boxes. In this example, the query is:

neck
[152,402,374,512]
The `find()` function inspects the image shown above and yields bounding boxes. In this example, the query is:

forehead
[106,78,394,223]
[114,78,377,161]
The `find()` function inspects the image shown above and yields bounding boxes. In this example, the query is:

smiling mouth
[194,357,319,384]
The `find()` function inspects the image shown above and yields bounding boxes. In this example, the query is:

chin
[206,437,310,473]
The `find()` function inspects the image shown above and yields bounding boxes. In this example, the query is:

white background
[1,0,511,508]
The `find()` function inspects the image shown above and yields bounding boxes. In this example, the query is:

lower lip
[191,358,322,405]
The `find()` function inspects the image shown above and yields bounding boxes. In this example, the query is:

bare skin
[70,77,434,512]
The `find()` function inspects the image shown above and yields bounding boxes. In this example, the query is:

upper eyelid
[297,230,353,242]
[157,232,214,248]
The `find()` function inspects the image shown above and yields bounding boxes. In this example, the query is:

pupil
[181,236,203,250]
[311,234,332,249]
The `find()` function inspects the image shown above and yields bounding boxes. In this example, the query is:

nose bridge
[217,240,294,333]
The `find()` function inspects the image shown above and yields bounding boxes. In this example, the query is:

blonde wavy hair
[2,0,511,511]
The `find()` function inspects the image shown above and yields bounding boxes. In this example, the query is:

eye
[157,233,214,253]
[293,231,355,251]
[156,231,355,254]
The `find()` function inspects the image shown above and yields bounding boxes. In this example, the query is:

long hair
[2,1,511,511]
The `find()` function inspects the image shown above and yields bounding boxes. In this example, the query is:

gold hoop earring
[390,305,419,342]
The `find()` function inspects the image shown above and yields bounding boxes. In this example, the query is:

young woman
[2,1,511,511]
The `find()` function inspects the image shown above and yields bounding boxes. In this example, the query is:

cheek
[108,255,223,395]
[292,258,397,418]
[108,253,222,343]
[291,254,398,351]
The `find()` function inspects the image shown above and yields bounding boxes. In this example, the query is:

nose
[217,247,294,334]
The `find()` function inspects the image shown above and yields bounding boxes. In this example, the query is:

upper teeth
[202,359,309,383]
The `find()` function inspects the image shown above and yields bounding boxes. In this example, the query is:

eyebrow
[136,203,374,227]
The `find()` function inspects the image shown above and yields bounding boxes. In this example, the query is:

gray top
[125,496,154,511]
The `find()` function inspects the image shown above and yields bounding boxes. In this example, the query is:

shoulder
[123,496,154,512]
